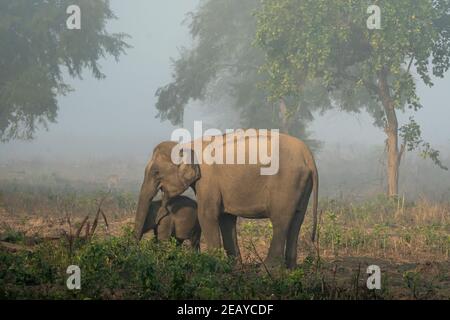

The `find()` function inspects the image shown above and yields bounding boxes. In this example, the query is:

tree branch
[406,55,415,74]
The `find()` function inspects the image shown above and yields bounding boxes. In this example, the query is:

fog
[1,0,449,198]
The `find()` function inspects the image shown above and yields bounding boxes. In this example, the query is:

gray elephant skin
[135,195,201,250]
[135,131,318,268]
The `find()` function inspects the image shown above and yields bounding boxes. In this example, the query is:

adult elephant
[134,131,318,268]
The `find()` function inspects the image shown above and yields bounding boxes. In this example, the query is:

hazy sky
[1,0,449,162]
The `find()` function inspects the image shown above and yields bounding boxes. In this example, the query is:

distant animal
[134,195,201,251]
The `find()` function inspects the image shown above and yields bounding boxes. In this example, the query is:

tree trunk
[386,124,400,196]
[378,70,400,196]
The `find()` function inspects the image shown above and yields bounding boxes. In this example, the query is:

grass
[0,182,449,300]
[1,227,383,300]
[313,195,450,260]
[238,194,449,263]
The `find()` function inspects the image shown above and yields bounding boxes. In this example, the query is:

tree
[155,0,330,147]
[0,0,129,141]
[255,0,450,196]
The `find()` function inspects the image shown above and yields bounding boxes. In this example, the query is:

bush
[0,226,359,300]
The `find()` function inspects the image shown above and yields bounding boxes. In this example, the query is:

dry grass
[0,186,449,299]
[1,190,449,262]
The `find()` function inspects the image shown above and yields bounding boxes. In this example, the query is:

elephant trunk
[134,178,159,240]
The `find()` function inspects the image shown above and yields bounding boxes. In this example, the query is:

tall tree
[256,0,450,196]
[0,0,129,141]
[155,0,330,147]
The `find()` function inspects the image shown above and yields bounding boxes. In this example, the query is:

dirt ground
[1,207,449,300]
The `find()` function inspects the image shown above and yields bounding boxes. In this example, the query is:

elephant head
[134,141,200,240]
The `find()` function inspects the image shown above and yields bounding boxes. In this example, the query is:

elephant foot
[286,261,298,270]
[261,258,285,274]
[230,259,245,273]
[235,256,245,269]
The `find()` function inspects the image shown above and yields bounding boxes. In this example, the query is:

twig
[313,210,323,272]
[100,209,109,231]
[354,263,361,299]
[249,239,274,282]
[75,215,89,238]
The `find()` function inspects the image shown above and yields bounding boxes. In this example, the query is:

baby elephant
[134,195,201,250]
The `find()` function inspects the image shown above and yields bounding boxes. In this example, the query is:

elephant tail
[310,156,319,243]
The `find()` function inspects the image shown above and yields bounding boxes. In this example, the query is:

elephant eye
[151,169,160,177]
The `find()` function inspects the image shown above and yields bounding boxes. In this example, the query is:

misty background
[1,0,449,199]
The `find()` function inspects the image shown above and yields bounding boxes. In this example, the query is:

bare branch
[75,215,89,239]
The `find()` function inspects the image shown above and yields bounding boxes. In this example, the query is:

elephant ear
[178,148,201,188]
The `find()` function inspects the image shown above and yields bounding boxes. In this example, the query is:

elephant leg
[285,207,307,269]
[219,214,241,261]
[197,199,222,250]
[285,174,313,268]
[285,183,312,268]
[265,217,292,268]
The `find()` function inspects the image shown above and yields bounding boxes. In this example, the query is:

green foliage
[155,0,324,146]
[399,117,423,152]
[400,117,449,170]
[321,210,343,253]
[1,191,449,299]
[419,142,449,170]
[255,0,450,175]
[0,0,130,141]
[256,0,450,104]
[314,195,450,257]
[0,227,26,244]
[156,0,263,125]
[0,229,325,300]
[241,220,273,240]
